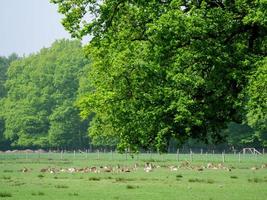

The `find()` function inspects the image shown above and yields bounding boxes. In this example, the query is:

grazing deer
[21,167,29,173]
[90,166,98,173]
[207,163,213,169]
[40,168,47,173]
[68,167,76,173]
[144,162,153,172]
[251,166,258,171]
[123,167,131,173]
[195,166,204,171]
[103,166,112,172]
[169,166,178,171]
[133,163,139,171]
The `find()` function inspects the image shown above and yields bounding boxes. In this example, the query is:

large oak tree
[52,0,267,151]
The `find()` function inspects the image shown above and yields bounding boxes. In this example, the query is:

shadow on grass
[188,178,215,184]
[248,178,267,183]
[31,191,45,196]
[88,177,101,181]
[55,184,69,189]
[126,185,139,189]
[0,192,12,197]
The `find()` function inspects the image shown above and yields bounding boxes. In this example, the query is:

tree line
[0,38,265,151]
[0,40,91,150]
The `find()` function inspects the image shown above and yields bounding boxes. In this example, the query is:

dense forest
[0,0,266,151]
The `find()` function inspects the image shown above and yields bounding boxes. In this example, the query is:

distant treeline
[0,40,91,150]
[0,40,266,151]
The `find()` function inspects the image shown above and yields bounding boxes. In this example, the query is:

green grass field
[0,152,267,200]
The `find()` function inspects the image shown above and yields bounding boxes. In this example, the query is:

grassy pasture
[0,152,267,200]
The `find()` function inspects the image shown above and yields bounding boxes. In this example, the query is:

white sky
[0,0,72,57]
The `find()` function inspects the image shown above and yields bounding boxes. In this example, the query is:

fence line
[1,149,267,164]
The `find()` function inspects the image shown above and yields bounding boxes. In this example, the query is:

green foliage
[0,54,18,98]
[0,54,19,149]
[53,0,267,151]
[2,40,90,149]
[48,101,88,148]
[223,122,261,148]
[246,58,267,146]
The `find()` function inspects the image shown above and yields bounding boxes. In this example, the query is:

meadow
[0,151,267,200]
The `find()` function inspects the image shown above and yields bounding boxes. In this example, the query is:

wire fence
[1,149,267,164]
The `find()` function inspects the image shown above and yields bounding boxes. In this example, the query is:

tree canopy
[246,58,267,146]
[52,0,267,152]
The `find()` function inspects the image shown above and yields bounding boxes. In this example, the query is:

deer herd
[19,161,267,174]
